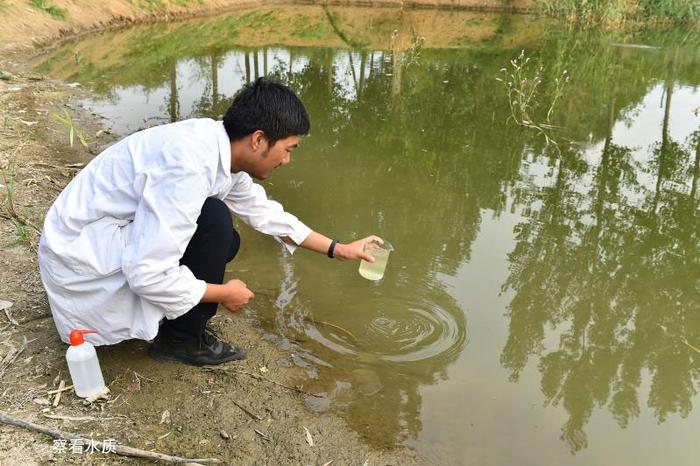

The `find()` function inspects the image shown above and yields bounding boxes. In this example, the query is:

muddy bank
[0,0,534,53]
[0,29,420,466]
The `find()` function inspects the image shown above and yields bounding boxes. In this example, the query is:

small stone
[219,429,230,440]
[276,358,291,368]
[0,70,14,81]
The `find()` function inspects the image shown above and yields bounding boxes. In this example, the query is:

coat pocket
[60,217,129,277]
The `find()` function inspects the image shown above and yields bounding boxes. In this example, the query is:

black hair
[223,77,310,145]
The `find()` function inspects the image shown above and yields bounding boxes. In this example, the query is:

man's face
[254,135,300,179]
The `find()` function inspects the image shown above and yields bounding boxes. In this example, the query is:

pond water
[34,6,700,465]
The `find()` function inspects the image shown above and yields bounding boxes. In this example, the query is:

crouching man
[38,78,379,366]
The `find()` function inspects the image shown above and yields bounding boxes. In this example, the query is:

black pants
[158,197,240,341]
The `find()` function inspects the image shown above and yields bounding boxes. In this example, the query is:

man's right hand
[220,278,254,312]
[201,279,254,312]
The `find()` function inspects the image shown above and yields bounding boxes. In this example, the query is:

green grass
[0,159,38,248]
[29,0,66,19]
[12,224,31,248]
[171,0,205,6]
[534,0,699,24]
[132,0,205,12]
[53,109,89,148]
[638,0,699,21]
[291,17,329,41]
[323,7,366,49]
[1,159,17,219]
[134,0,165,12]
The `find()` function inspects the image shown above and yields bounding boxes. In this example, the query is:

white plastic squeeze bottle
[66,329,106,398]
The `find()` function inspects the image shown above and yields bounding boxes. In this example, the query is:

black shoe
[148,328,246,366]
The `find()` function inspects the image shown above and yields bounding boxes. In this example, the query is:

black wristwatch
[327,239,339,258]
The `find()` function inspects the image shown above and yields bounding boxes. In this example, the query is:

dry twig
[42,413,127,422]
[254,429,269,441]
[314,319,357,341]
[0,337,28,380]
[46,384,74,395]
[682,339,700,354]
[0,144,42,234]
[0,301,18,326]
[52,380,65,407]
[231,400,263,421]
[201,367,322,398]
[0,411,222,464]
[43,414,99,422]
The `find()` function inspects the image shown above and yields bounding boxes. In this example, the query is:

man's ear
[251,130,267,152]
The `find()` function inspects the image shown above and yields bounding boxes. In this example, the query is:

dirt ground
[0,3,435,463]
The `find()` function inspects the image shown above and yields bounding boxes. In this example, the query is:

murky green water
[34,6,700,465]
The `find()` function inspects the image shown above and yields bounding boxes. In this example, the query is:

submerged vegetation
[535,0,699,24]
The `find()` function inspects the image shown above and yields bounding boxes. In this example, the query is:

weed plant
[535,0,699,24]
[0,158,38,248]
[53,109,88,148]
[29,0,66,19]
[0,158,18,220]
[496,50,569,151]
[403,31,425,68]
[13,224,31,247]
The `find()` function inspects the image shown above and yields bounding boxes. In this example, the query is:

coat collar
[216,120,232,176]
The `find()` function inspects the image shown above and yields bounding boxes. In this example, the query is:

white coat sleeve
[224,174,312,254]
[121,147,208,320]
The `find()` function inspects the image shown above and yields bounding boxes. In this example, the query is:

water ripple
[305,295,467,364]
[365,298,467,362]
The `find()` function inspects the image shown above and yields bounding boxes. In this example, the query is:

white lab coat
[38,119,312,346]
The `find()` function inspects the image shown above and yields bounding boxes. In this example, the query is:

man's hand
[201,279,254,312]
[334,235,383,262]
[221,279,254,312]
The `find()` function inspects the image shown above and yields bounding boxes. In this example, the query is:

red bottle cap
[69,329,97,346]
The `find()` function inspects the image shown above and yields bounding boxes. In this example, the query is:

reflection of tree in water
[501,81,700,452]
[258,49,480,446]
[190,50,224,119]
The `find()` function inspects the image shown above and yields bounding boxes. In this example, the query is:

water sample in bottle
[359,240,394,281]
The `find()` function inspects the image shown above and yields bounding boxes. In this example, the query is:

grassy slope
[534,0,699,24]
[0,0,535,52]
